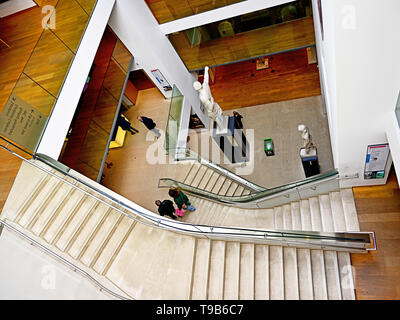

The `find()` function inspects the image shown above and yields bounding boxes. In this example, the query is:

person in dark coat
[117,115,139,135]
[233,111,243,129]
[137,115,161,138]
[155,200,177,219]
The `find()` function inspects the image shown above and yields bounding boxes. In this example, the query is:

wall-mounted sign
[0,94,48,152]
[364,143,390,179]
[151,69,172,91]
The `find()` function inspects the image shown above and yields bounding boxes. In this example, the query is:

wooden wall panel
[145,0,244,24]
[169,16,316,71]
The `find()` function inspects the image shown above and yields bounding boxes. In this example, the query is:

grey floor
[188,95,334,189]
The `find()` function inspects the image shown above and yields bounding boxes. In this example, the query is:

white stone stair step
[53,196,97,251]
[233,185,245,197]
[223,242,240,300]
[218,180,233,196]
[207,240,226,300]
[309,197,323,231]
[239,243,255,300]
[282,204,292,230]
[273,206,283,230]
[1,165,47,222]
[340,188,360,231]
[29,182,75,235]
[329,191,347,232]
[269,245,284,300]
[191,166,208,187]
[283,247,299,300]
[310,249,328,299]
[184,163,202,185]
[319,194,335,232]
[104,224,195,299]
[254,245,269,300]
[255,208,275,230]
[211,176,227,194]
[300,200,312,231]
[297,249,314,300]
[190,238,211,300]
[197,168,214,190]
[242,189,251,196]
[204,172,220,192]
[17,176,61,228]
[211,204,230,227]
[79,209,121,266]
[337,252,356,300]
[67,203,111,259]
[324,251,342,300]
[290,202,302,230]
[41,189,86,242]
[92,215,135,275]
[225,182,239,197]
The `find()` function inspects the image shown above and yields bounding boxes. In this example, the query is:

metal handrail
[0,219,130,300]
[159,167,339,209]
[173,147,266,192]
[0,144,376,253]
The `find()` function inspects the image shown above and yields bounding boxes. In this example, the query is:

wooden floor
[351,166,400,300]
[210,47,321,110]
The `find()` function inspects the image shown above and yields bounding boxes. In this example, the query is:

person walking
[155,199,177,219]
[168,188,196,216]
[137,115,161,139]
[117,115,139,135]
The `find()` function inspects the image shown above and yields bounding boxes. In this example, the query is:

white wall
[0,228,112,300]
[313,0,400,187]
[0,0,36,18]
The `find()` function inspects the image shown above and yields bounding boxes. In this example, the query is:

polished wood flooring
[209,47,321,110]
[351,167,400,300]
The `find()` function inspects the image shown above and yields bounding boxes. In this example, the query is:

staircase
[0,159,361,300]
[181,162,255,196]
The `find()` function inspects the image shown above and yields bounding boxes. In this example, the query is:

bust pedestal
[300,147,320,178]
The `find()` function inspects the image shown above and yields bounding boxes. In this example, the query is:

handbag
[175,208,184,217]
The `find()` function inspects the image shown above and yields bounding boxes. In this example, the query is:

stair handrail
[173,147,266,192]
[158,168,339,208]
[0,144,376,252]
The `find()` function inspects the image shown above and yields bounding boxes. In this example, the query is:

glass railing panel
[0,74,54,152]
[77,119,110,180]
[167,0,314,71]
[22,29,75,98]
[395,90,400,127]
[112,40,132,73]
[297,175,340,199]
[145,0,245,24]
[102,58,127,101]
[52,0,92,53]
[164,85,183,153]
[90,87,119,133]
[75,0,98,16]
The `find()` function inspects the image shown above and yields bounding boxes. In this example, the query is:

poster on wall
[364,143,390,179]
[151,69,172,91]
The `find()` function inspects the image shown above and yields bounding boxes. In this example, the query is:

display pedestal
[212,116,249,163]
[300,147,320,177]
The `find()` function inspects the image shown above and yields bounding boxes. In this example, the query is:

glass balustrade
[0,0,99,153]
